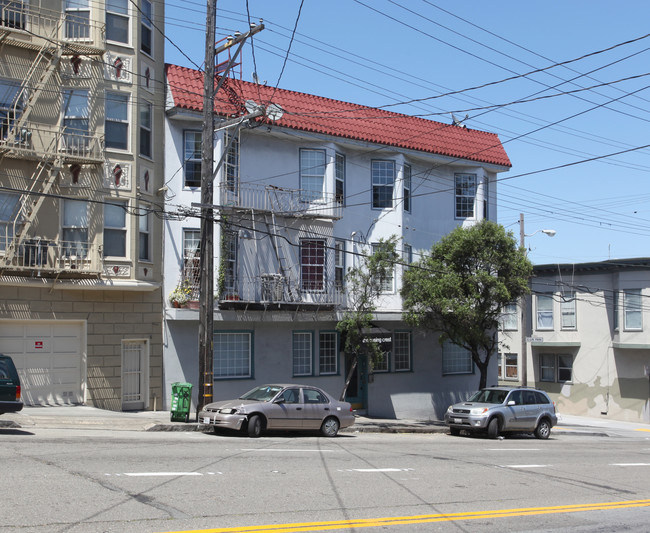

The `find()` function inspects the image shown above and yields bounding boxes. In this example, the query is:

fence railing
[1,236,102,274]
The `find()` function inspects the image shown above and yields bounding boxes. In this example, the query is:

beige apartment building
[0,0,165,410]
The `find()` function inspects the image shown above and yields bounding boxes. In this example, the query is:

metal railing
[219,183,343,219]
[1,236,102,274]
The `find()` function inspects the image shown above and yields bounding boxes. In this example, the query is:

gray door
[266,387,303,429]
[301,387,332,430]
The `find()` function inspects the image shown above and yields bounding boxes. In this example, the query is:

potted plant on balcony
[169,279,192,308]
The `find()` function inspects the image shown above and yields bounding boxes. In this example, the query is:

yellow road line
[161,499,650,533]
[635,428,650,432]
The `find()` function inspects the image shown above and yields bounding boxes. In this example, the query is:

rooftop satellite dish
[244,100,258,114]
[265,103,284,121]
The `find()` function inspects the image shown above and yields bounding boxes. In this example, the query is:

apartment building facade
[0,0,165,410]
[163,64,512,420]
[499,259,650,423]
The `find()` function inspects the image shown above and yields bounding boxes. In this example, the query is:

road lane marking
[488,448,540,451]
[160,499,650,533]
[635,428,650,433]
[241,449,339,453]
[338,468,414,473]
[610,463,650,466]
[500,464,549,469]
[106,472,223,477]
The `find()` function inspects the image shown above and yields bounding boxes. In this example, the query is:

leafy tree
[402,220,532,390]
[337,236,399,401]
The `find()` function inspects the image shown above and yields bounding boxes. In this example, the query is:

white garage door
[0,321,85,405]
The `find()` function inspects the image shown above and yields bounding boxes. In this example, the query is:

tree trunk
[339,353,358,401]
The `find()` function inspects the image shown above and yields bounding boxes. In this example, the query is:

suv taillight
[16,384,21,401]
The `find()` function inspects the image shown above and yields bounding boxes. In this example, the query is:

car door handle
[324,407,329,411]
[296,407,302,410]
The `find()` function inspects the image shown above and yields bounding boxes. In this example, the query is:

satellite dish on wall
[265,103,284,121]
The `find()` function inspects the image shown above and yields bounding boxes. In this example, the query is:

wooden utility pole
[198,0,217,418]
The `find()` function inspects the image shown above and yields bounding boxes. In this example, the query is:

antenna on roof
[252,72,266,85]
[451,112,469,128]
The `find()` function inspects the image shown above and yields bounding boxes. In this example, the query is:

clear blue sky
[164,0,650,265]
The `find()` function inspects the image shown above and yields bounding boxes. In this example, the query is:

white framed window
[499,352,518,380]
[500,302,518,331]
[455,173,476,218]
[613,290,619,330]
[560,291,576,330]
[372,242,394,293]
[536,293,554,330]
[65,0,90,39]
[300,148,325,202]
[104,199,127,257]
[402,243,412,272]
[225,131,239,193]
[442,340,472,375]
[214,332,252,378]
[300,239,325,291]
[182,229,200,293]
[140,0,152,55]
[293,331,313,376]
[394,331,411,371]
[372,160,394,209]
[62,199,88,257]
[62,88,89,151]
[540,353,573,383]
[0,79,21,140]
[105,92,128,150]
[319,331,338,375]
[223,228,238,295]
[183,130,201,188]
[138,206,151,262]
[403,164,411,212]
[0,192,21,252]
[106,0,129,44]
[1,0,27,30]
[624,289,642,330]
[139,101,152,158]
[335,153,345,206]
[334,239,345,290]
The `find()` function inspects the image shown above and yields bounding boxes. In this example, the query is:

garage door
[0,321,84,405]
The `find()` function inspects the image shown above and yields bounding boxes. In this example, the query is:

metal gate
[121,339,148,410]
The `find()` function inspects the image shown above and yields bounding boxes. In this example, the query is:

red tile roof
[165,64,511,168]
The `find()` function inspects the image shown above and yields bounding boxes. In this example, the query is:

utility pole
[519,213,528,387]
[197,0,217,418]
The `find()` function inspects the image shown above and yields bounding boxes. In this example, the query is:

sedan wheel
[247,414,262,438]
[487,418,500,439]
[534,418,551,439]
[320,417,340,437]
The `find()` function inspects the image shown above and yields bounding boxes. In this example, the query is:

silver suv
[445,387,557,439]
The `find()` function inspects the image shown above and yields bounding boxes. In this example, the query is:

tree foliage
[401,221,532,389]
[337,236,399,401]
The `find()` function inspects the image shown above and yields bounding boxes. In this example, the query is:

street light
[519,213,556,386]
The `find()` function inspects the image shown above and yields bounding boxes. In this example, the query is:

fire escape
[0,3,105,277]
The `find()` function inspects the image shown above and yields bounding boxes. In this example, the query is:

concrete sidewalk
[1,405,648,436]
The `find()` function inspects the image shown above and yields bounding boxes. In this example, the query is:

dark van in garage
[0,354,23,415]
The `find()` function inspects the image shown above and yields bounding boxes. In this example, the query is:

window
[624,289,642,330]
[402,243,412,272]
[140,0,152,55]
[335,153,345,206]
[403,164,411,212]
[225,132,239,193]
[62,89,89,151]
[104,200,127,257]
[442,340,472,375]
[455,173,476,218]
[183,131,201,187]
[293,332,313,376]
[372,242,394,293]
[62,199,88,257]
[300,149,325,202]
[304,388,328,403]
[0,192,20,252]
[394,331,411,371]
[536,293,554,330]
[334,239,345,290]
[138,207,150,261]
[500,302,518,331]
[300,239,325,291]
[613,290,619,330]
[540,353,573,383]
[214,332,252,378]
[139,101,152,158]
[560,291,576,330]
[499,352,518,380]
[223,228,238,294]
[319,332,338,375]
[65,0,90,39]
[372,160,394,209]
[0,79,21,140]
[183,229,200,292]
[1,0,27,29]
[106,0,129,44]
[105,92,128,150]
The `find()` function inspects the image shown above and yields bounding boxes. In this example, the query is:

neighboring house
[499,259,650,423]
[163,64,512,419]
[0,1,166,410]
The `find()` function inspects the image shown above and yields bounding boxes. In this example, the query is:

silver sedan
[198,384,355,437]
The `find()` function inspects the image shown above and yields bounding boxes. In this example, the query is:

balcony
[1,237,102,277]
[219,183,343,220]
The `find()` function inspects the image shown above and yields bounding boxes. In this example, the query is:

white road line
[241,449,339,452]
[610,463,650,467]
[339,468,415,472]
[500,465,549,469]
[488,449,541,451]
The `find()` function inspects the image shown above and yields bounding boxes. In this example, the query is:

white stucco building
[162,64,512,419]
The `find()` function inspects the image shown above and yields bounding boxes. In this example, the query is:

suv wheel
[534,418,551,439]
[487,417,500,439]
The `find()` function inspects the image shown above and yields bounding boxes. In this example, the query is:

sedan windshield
[239,385,283,402]
[467,389,508,404]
